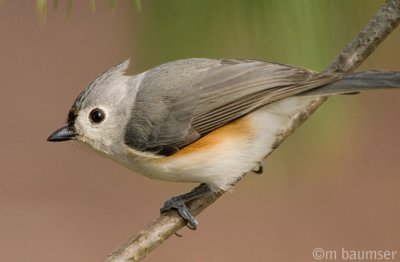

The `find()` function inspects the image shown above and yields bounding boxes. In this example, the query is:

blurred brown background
[0,1,399,261]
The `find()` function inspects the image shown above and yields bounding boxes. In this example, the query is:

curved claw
[176,204,198,230]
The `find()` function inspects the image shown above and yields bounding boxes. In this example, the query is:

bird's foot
[161,196,198,229]
[160,183,210,230]
[252,162,264,175]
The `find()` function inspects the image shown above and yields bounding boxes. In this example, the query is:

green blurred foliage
[33,0,382,71]
[127,0,381,71]
[35,0,142,20]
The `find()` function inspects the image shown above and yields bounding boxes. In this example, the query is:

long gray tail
[301,71,400,96]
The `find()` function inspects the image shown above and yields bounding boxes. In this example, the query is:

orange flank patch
[161,116,253,160]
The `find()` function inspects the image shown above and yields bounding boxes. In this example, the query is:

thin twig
[104,1,400,261]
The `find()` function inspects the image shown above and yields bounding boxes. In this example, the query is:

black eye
[89,108,106,124]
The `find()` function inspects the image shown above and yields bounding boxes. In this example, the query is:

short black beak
[47,126,77,142]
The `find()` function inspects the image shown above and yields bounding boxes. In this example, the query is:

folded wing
[124,58,340,154]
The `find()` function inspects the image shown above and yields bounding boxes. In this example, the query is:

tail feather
[301,71,400,96]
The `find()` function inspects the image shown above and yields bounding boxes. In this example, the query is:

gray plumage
[71,58,400,155]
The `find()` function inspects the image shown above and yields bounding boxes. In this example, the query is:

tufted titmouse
[48,58,400,229]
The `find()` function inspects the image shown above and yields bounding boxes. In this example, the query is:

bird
[47,58,400,229]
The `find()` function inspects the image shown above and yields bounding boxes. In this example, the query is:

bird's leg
[160,183,211,230]
[252,162,264,175]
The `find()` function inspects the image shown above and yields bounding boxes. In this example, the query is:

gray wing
[124,58,339,155]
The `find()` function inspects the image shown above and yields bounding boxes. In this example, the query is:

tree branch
[104,1,400,261]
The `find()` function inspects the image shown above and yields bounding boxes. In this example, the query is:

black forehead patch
[67,107,78,126]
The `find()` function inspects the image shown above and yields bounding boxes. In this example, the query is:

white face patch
[74,106,112,152]
[73,72,147,157]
